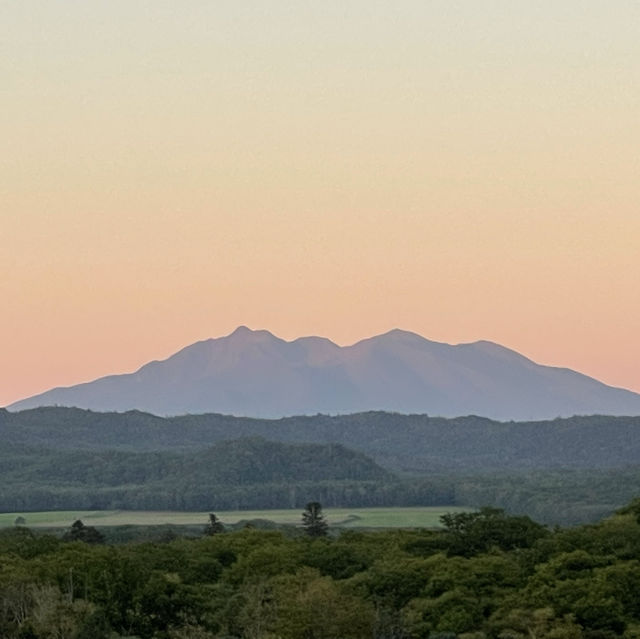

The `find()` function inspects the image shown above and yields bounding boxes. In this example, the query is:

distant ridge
[8,326,640,420]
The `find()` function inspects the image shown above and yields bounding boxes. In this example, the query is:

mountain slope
[8,326,640,420]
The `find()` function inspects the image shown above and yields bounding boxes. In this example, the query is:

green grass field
[0,506,470,530]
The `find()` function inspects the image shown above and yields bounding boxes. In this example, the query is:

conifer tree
[301,501,328,537]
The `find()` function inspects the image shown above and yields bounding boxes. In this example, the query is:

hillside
[0,436,397,512]
[1,437,390,486]
[3,408,640,522]
[3,407,640,473]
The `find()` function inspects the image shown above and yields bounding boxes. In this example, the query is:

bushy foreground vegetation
[2,501,640,639]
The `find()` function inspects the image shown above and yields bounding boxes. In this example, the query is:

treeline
[0,478,456,515]
[3,407,640,472]
[453,467,640,526]
[1,501,640,638]
[4,408,640,524]
[3,467,640,527]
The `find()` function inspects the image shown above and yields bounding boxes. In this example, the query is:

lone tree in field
[205,512,225,535]
[301,501,328,537]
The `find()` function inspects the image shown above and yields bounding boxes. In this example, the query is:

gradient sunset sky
[2,1,639,407]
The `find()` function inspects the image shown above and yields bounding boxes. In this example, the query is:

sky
[2,1,639,406]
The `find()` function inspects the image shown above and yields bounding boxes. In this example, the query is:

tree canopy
[1,501,640,638]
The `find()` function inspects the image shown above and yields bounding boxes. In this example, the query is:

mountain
[7,326,640,420]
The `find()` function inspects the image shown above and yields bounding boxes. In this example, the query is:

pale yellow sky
[2,1,639,405]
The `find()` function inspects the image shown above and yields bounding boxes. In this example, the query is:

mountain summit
[8,327,640,420]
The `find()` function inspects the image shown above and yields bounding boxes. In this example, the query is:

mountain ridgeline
[8,326,640,420]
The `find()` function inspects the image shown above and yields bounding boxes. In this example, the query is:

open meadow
[0,506,470,530]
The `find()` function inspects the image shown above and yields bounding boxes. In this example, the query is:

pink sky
[2,2,639,406]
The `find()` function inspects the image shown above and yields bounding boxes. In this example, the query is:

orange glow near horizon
[2,2,639,406]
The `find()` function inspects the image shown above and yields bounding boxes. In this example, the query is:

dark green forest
[0,437,455,513]
[2,408,640,524]
[4,409,640,472]
[2,501,640,638]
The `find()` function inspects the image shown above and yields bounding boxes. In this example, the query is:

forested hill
[0,436,398,512]
[1,437,390,486]
[3,407,640,473]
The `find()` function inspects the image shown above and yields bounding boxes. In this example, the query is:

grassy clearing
[0,506,470,530]
[0,511,120,528]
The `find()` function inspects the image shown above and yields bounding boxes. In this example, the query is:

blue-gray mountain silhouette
[8,326,640,420]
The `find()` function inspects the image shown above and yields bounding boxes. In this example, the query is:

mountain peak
[229,325,256,337]
[231,325,252,334]
[380,328,429,341]
[226,326,277,341]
